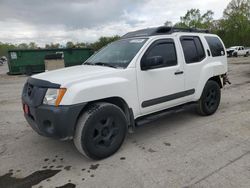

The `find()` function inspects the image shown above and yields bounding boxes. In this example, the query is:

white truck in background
[226,46,249,57]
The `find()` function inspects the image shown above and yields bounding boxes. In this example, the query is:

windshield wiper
[93,62,117,68]
[83,61,117,68]
[83,62,94,65]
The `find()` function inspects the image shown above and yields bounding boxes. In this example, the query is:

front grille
[22,81,47,107]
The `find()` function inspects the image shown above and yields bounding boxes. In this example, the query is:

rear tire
[74,102,127,160]
[197,80,221,116]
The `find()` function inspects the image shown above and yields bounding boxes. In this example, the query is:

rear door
[179,35,207,95]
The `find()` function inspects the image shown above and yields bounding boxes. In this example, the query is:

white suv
[22,26,229,159]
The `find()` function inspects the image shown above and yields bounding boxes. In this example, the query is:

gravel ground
[0,57,250,188]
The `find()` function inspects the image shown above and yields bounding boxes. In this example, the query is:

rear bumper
[23,103,86,140]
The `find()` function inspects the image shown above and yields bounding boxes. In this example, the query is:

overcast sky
[0,0,231,46]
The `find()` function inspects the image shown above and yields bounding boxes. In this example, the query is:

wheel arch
[75,97,135,132]
[208,75,223,88]
[194,74,223,101]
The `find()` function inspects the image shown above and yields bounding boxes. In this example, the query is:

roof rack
[122,26,210,39]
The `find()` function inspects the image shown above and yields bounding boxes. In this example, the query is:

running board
[135,102,196,127]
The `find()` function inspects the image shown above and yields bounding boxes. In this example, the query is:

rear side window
[205,36,225,57]
[180,36,205,64]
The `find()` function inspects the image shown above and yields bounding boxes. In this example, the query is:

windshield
[84,38,147,68]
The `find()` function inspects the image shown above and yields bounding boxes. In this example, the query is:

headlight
[43,88,67,106]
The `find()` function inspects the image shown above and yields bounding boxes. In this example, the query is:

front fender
[60,75,140,116]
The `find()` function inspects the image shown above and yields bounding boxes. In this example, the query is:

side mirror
[141,56,164,70]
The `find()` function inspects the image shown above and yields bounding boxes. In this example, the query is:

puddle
[0,169,60,188]
[148,148,156,153]
[56,183,76,188]
[0,155,102,187]
[164,142,171,146]
[64,166,72,171]
[89,164,99,170]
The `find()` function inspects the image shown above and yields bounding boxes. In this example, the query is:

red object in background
[23,104,29,114]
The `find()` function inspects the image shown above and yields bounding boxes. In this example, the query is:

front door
[136,38,185,115]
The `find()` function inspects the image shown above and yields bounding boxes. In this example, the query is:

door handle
[174,71,184,75]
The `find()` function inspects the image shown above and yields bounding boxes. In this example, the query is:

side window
[143,40,177,68]
[180,36,205,64]
[205,36,225,57]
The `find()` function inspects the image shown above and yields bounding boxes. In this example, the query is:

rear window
[205,36,225,57]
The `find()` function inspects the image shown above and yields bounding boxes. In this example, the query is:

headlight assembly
[43,88,67,106]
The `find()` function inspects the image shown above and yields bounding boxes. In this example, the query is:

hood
[32,65,123,87]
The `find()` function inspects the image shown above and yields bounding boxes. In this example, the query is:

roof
[122,26,210,39]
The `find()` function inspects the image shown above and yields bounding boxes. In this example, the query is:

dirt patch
[148,148,157,153]
[0,144,7,155]
[64,166,72,171]
[232,62,250,65]
[164,142,171,146]
[229,81,250,89]
[0,170,60,188]
[89,164,99,170]
[228,57,250,64]
[56,183,76,188]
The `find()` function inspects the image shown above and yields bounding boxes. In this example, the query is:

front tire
[74,102,127,160]
[197,80,221,116]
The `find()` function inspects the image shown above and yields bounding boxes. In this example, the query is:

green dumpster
[7,48,94,75]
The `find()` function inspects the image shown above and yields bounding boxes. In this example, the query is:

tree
[216,0,250,46]
[0,42,16,57]
[223,0,250,19]
[164,21,173,27]
[45,43,60,49]
[66,41,74,48]
[90,35,120,51]
[17,43,29,49]
[174,9,214,29]
[28,42,38,49]
[75,42,88,48]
